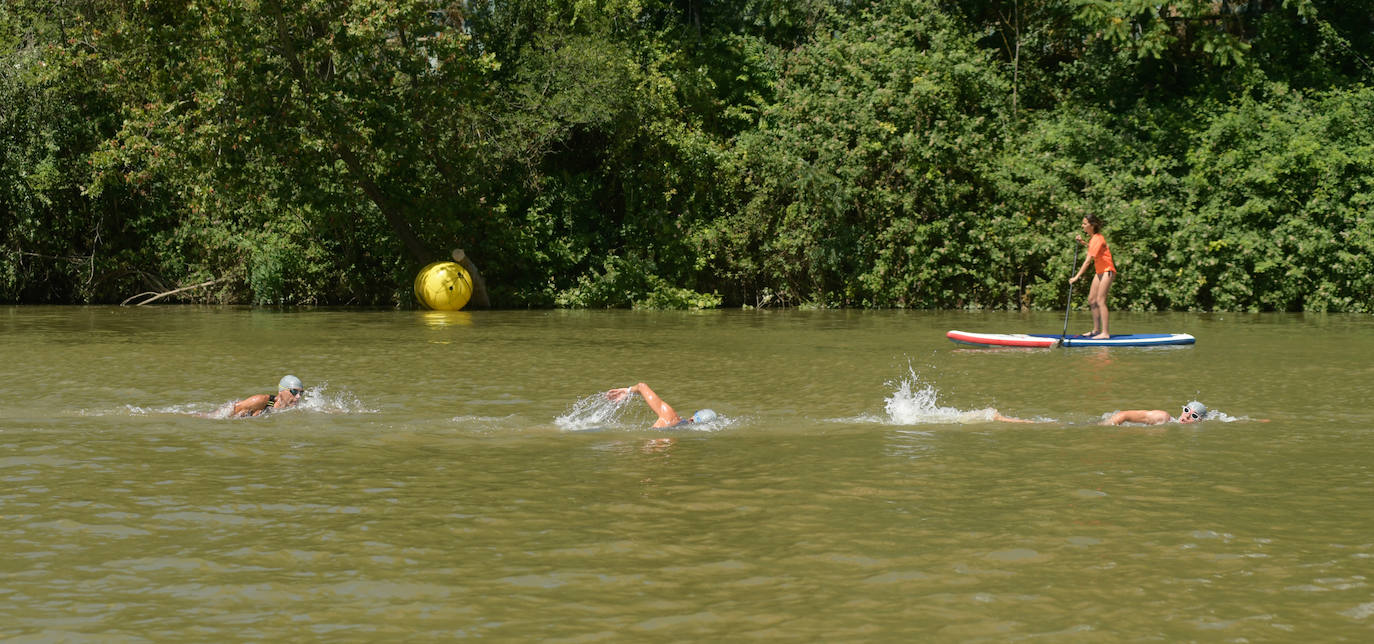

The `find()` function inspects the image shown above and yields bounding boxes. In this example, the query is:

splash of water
[882,367,1000,425]
[555,391,637,431]
[294,383,377,414]
[1208,410,1240,423]
[118,403,211,417]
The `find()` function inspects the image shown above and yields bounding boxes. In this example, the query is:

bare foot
[1090,332,1110,339]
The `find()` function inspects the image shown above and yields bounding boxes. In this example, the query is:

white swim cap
[1182,401,1207,419]
[278,375,303,392]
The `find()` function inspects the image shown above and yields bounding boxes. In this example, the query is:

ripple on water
[2,308,1373,640]
[29,519,152,538]
[983,548,1047,563]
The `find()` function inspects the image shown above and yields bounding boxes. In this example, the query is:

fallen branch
[121,277,228,306]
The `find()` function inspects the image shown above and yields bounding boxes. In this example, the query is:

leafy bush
[707,0,1010,308]
[555,255,722,310]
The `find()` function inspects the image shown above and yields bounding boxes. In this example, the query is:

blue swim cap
[278,375,303,392]
[692,409,718,423]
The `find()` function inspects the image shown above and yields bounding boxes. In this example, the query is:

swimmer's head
[1181,401,1207,423]
[692,409,718,424]
[278,375,303,394]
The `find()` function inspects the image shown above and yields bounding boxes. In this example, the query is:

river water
[1,306,1372,640]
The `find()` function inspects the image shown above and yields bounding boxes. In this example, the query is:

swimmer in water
[606,382,717,428]
[227,375,304,418]
[1104,400,1208,426]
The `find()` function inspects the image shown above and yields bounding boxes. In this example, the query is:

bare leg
[1084,277,1102,336]
[1091,272,1114,339]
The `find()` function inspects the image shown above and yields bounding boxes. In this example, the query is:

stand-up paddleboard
[946,330,1195,348]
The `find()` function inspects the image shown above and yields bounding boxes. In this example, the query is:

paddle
[1057,245,1077,347]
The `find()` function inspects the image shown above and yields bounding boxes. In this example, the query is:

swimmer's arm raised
[609,382,682,428]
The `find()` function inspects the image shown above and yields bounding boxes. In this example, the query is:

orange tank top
[1088,233,1116,274]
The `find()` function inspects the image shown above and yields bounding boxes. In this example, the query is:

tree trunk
[269,4,432,264]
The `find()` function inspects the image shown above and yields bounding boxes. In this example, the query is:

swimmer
[1104,400,1208,426]
[228,375,304,418]
[606,382,717,428]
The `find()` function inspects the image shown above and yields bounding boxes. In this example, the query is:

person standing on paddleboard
[607,383,717,428]
[1069,214,1116,339]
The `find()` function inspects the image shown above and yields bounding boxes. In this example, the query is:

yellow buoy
[414,261,473,310]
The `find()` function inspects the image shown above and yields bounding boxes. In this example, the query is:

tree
[88,0,498,268]
[713,0,1011,307]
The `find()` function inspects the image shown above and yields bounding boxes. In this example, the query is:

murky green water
[2,306,1372,640]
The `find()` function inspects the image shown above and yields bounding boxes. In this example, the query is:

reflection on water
[1,306,1372,640]
[419,310,473,329]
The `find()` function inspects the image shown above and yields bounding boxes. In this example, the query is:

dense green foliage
[3,0,1371,311]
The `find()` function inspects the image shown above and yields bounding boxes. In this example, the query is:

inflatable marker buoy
[414,261,473,311]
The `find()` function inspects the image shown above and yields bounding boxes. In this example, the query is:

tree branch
[121,277,228,306]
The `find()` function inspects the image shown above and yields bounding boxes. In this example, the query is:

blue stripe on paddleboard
[1028,333,1195,347]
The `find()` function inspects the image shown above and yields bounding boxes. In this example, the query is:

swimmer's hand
[277,389,300,408]
[606,387,634,402]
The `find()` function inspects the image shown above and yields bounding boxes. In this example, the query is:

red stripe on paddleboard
[945,331,1055,347]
